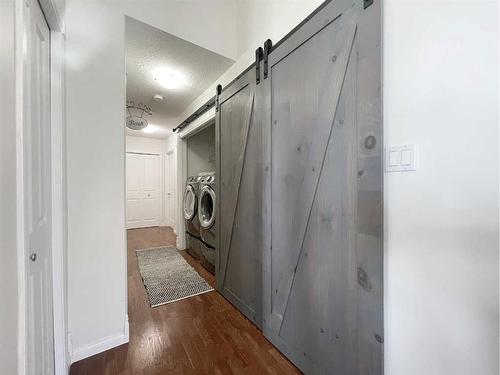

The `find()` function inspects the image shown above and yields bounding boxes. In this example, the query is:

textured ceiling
[125,16,234,138]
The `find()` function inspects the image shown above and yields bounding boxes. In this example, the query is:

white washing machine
[183,175,202,259]
[198,172,216,270]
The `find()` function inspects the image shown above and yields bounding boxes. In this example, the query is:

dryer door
[183,185,197,220]
[199,185,215,229]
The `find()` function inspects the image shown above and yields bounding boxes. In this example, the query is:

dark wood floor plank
[70,227,301,374]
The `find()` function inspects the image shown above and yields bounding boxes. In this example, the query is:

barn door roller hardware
[263,39,273,80]
[215,84,223,112]
[172,95,216,132]
[255,47,264,84]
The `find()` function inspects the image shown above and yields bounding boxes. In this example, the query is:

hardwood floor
[70,227,301,374]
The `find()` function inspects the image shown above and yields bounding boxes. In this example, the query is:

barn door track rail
[173,0,373,133]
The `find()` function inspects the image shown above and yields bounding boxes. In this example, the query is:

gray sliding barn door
[262,1,382,374]
[216,69,262,326]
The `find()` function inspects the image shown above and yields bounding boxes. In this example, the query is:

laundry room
[183,121,216,274]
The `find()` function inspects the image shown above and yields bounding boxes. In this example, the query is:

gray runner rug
[136,246,213,307]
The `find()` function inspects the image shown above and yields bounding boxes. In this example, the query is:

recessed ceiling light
[152,94,164,102]
[154,67,186,90]
[142,124,158,134]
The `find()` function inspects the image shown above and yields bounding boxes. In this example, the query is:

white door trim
[50,30,68,375]
[164,149,177,232]
[15,0,67,373]
[176,137,187,250]
[15,4,28,374]
[126,152,161,229]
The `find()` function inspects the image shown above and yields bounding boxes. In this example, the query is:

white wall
[174,0,323,129]
[65,0,238,359]
[187,123,216,176]
[66,1,129,359]
[234,0,324,57]
[384,1,498,374]
[166,133,178,153]
[126,135,166,155]
[0,1,18,373]
[120,0,238,60]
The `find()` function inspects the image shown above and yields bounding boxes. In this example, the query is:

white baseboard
[71,315,129,364]
[66,331,73,369]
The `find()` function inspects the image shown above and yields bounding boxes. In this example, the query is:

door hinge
[255,47,264,84]
[215,84,222,112]
[263,39,273,80]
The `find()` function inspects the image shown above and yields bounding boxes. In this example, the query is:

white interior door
[25,0,54,373]
[126,153,160,229]
[165,150,176,229]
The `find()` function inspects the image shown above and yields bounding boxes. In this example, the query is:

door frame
[165,149,176,232]
[175,108,216,250]
[15,0,67,374]
[125,152,161,229]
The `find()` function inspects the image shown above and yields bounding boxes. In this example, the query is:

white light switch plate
[385,144,417,172]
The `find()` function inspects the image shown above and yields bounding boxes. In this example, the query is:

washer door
[183,185,197,220]
[199,185,215,229]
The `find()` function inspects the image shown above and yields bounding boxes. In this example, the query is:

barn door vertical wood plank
[215,85,222,282]
[354,1,383,372]
[280,37,359,373]
[262,55,273,333]
[270,14,358,334]
[219,90,255,288]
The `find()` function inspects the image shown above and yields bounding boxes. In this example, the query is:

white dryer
[198,172,216,270]
[183,175,202,259]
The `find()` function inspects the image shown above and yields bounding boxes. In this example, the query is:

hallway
[70,227,300,374]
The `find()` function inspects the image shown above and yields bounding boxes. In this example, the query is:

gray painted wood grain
[270,12,356,335]
[354,2,383,372]
[215,0,382,372]
[262,1,382,374]
[216,71,263,326]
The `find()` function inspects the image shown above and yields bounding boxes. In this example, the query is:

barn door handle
[30,252,37,262]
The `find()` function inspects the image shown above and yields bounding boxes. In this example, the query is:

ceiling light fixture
[142,124,158,134]
[152,94,164,102]
[126,100,152,130]
[154,67,185,90]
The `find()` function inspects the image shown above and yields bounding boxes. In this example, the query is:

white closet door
[126,153,160,229]
[141,154,160,226]
[25,1,55,373]
[126,153,143,228]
